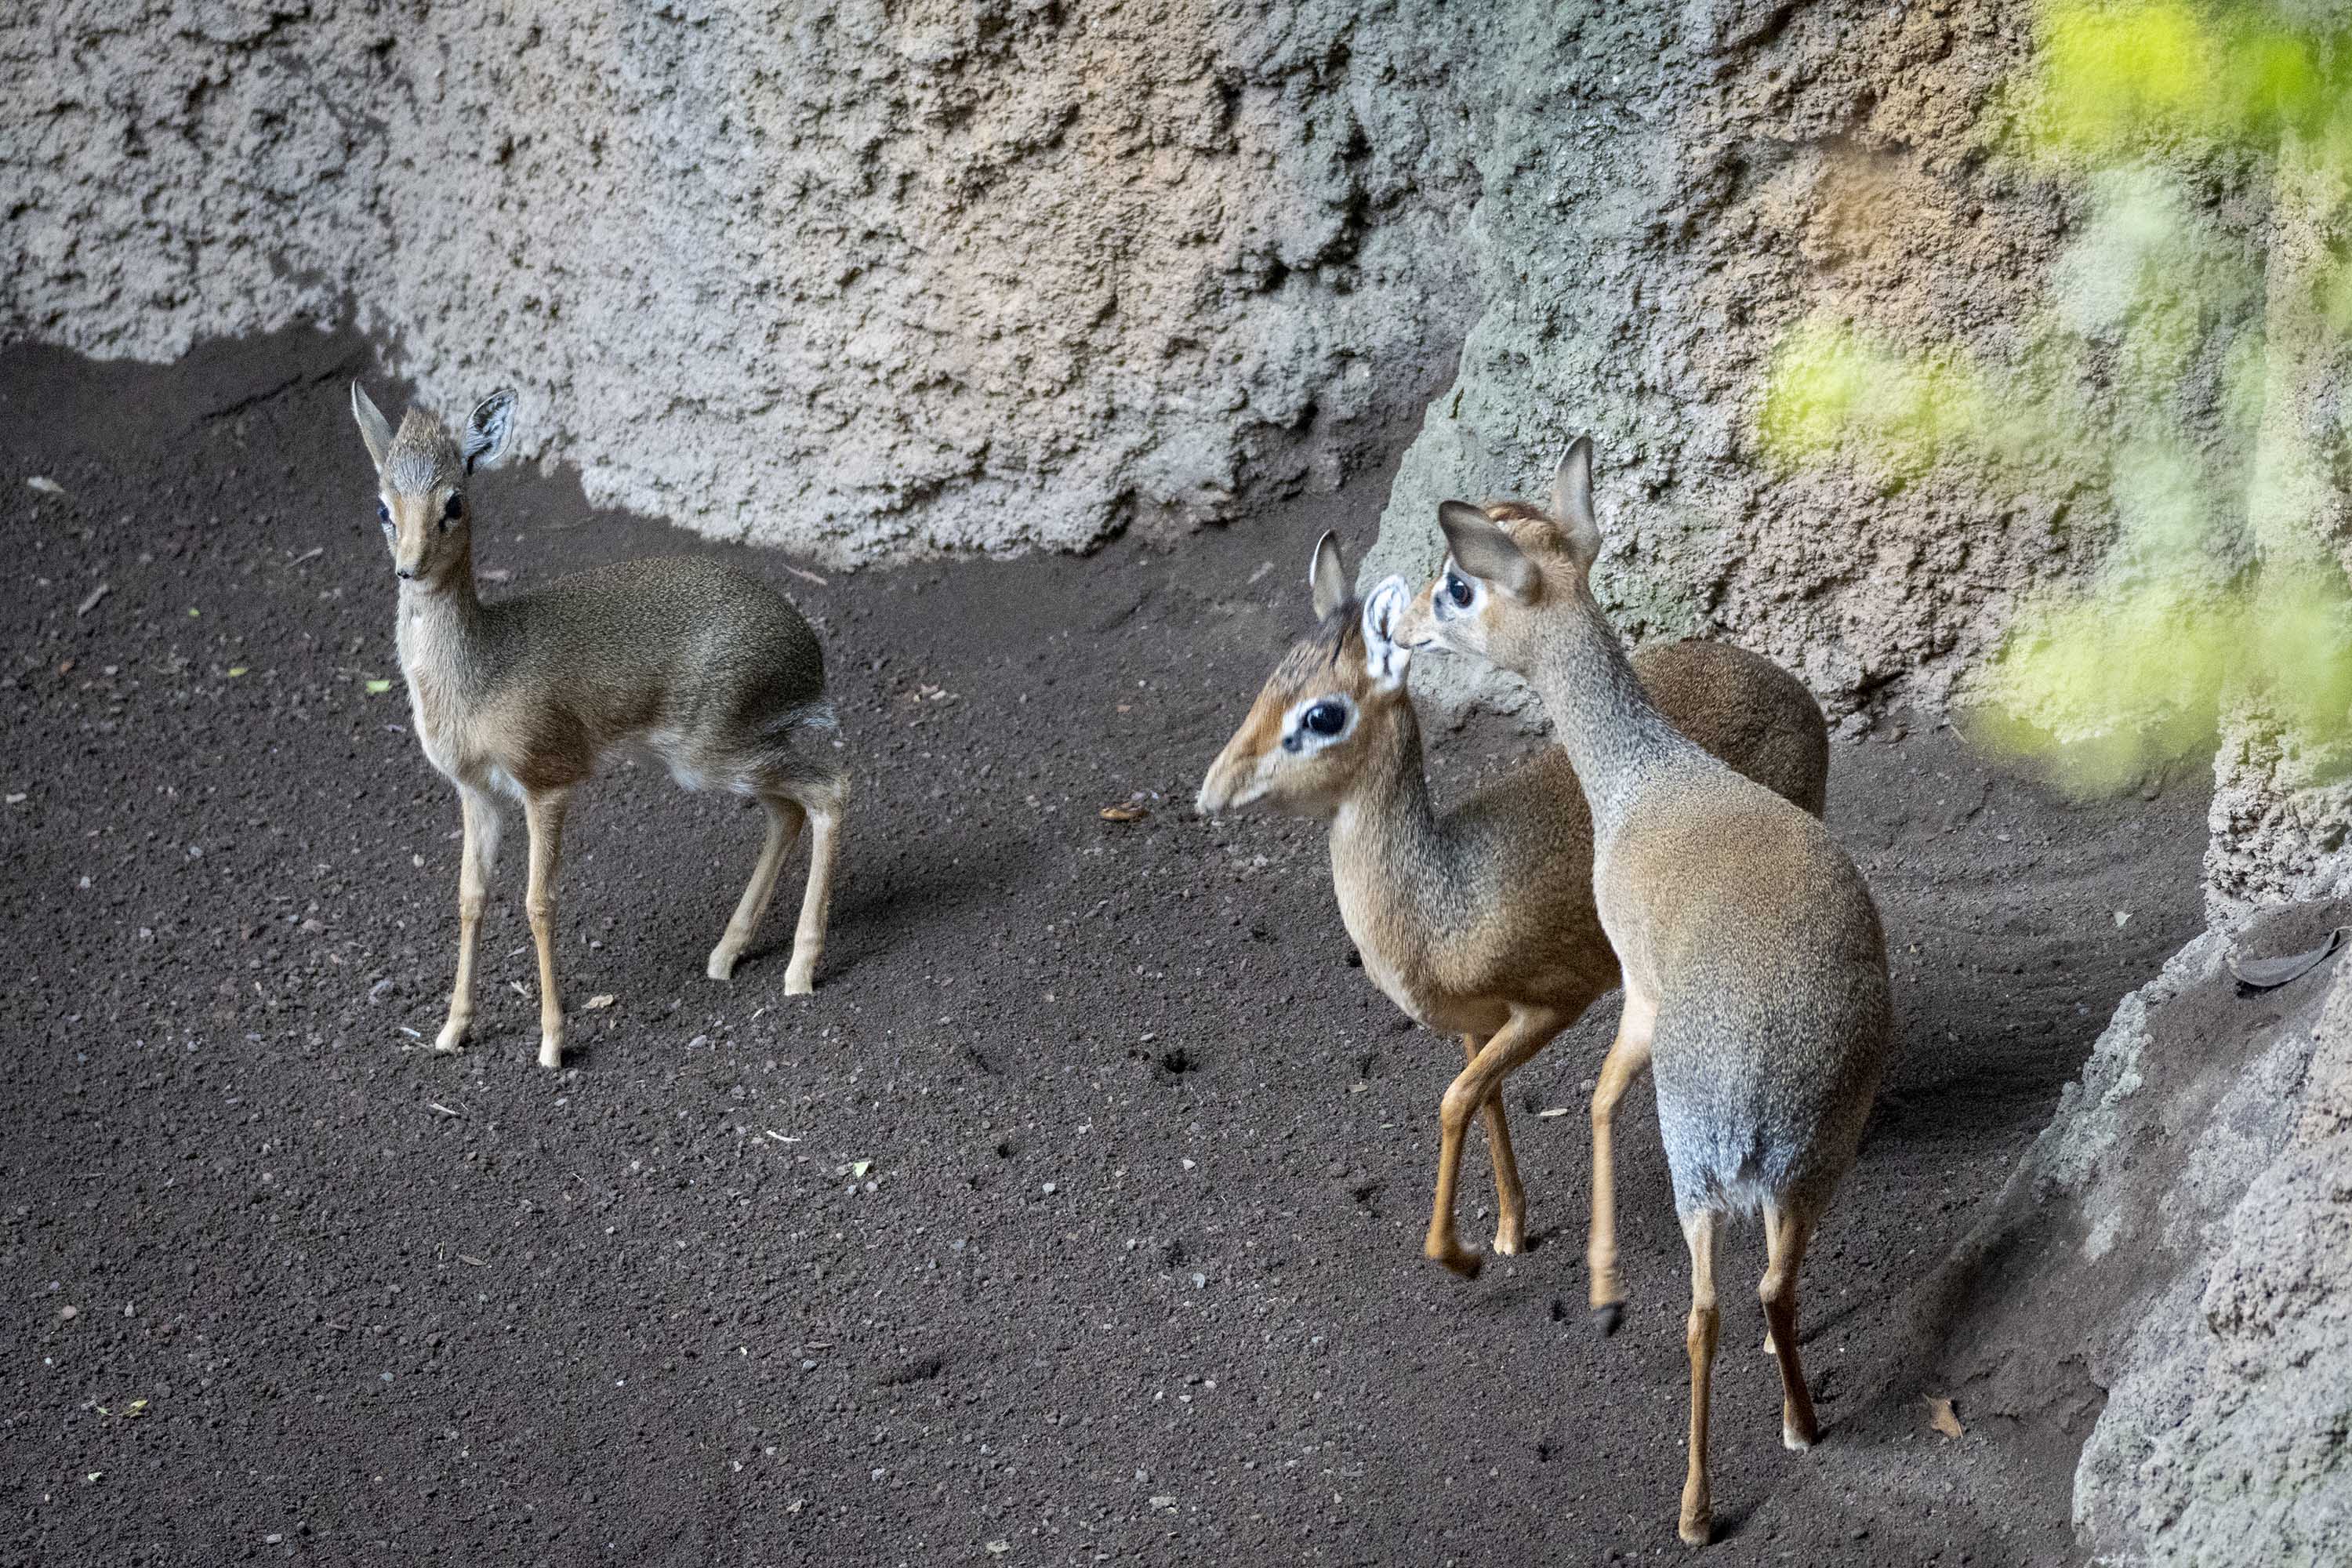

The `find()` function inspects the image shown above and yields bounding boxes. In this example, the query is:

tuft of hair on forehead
[1276,601,1366,684]
[383,408,463,494]
[1478,499,1565,552]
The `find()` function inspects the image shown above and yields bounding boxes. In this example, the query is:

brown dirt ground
[1,330,2210,1566]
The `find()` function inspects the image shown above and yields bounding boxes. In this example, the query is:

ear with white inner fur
[1552,437,1602,568]
[351,382,394,472]
[1436,502,1537,597]
[1360,575,1414,688]
[1309,531,1348,620]
[462,389,517,474]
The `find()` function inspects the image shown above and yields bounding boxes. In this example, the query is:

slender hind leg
[1588,989,1657,1331]
[1463,1034,1528,1256]
[1679,1207,1724,1548]
[782,777,845,996]
[1760,1196,1820,1451]
[1425,1008,1563,1279]
[707,795,807,982]
[523,789,571,1071]
[437,786,501,1053]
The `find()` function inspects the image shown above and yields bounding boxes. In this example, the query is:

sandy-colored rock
[1362,1,2066,728]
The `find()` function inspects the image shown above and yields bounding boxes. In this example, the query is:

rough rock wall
[1360,0,2067,720]
[3,0,1485,559]
[1922,902,2352,1564]
[5,0,2070,664]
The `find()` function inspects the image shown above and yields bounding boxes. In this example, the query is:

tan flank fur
[1410,440,1893,1548]
[350,383,848,1069]
[1196,533,1828,1287]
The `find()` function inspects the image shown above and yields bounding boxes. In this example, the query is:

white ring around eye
[1281,695,1353,750]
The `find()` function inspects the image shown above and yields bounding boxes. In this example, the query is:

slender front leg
[1679,1207,1723,1548]
[782,779,845,996]
[1588,988,1657,1330]
[436,788,500,1053]
[1760,1197,1820,1450]
[523,789,571,1070]
[1463,1034,1528,1256]
[1425,1009,1563,1279]
[708,795,805,982]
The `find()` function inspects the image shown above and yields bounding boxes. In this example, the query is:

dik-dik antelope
[350,383,848,1070]
[1407,440,1892,1547]
[1196,534,1828,1287]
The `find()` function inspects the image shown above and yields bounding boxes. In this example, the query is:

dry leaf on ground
[1926,1396,1964,1439]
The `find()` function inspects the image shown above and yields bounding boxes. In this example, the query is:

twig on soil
[76,583,110,616]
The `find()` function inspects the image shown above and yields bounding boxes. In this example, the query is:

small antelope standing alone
[351,383,848,1069]
[1408,440,1892,1548]
[1196,534,1828,1284]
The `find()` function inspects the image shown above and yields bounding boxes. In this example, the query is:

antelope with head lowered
[351,382,848,1069]
[1406,439,1893,1547]
[1196,533,1828,1285]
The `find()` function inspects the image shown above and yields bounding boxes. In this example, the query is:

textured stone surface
[2075,931,2352,1563]
[4,0,2071,663]
[1360,0,2068,724]
[1926,902,2352,1566]
[2206,709,2352,920]
[2,0,1483,559]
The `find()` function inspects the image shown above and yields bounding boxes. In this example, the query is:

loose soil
[1,329,2210,1566]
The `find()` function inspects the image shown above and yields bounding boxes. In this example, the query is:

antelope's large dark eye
[1445,572,1473,608]
[441,492,464,529]
[1303,700,1347,736]
[376,501,390,527]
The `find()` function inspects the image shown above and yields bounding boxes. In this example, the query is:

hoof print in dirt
[872,1353,947,1388]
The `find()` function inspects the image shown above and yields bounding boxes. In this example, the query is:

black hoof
[1593,1302,1623,1336]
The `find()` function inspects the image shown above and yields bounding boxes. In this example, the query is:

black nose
[396,568,415,580]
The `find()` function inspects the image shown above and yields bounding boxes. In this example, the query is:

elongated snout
[1196,710,1284,816]
[1195,744,1254,817]
[1388,576,1444,651]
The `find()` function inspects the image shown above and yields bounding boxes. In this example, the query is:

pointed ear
[1552,437,1602,567]
[1360,575,1413,688]
[1436,501,1537,597]
[351,382,394,472]
[1308,531,1349,619]
[462,389,517,474]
